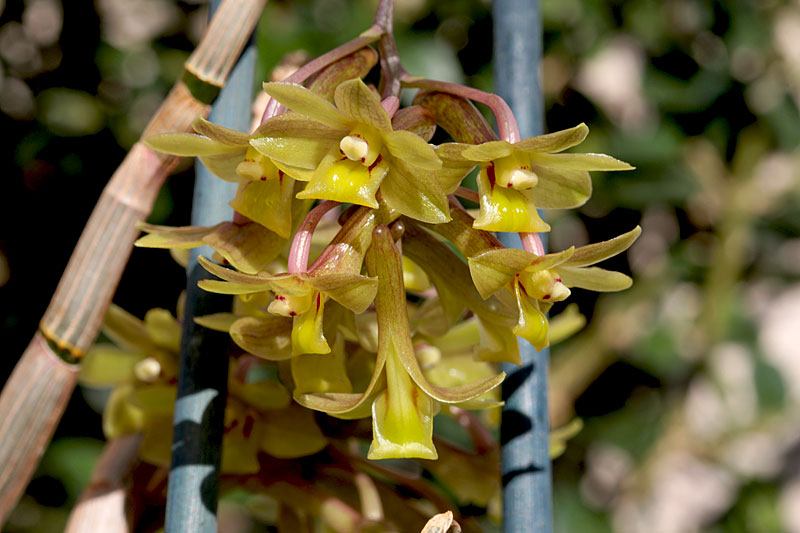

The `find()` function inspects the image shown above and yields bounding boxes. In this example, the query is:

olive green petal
[203,221,286,275]
[102,384,144,438]
[144,308,181,352]
[230,316,293,360]
[383,130,441,171]
[530,166,592,210]
[260,404,328,458]
[135,222,218,249]
[565,226,641,267]
[436,143,473,163]
[194,313,238,332]
[380,160,451,224]
[139,414,173,467]
[262,82,352,129]
[527,247,576,271]
[250,135,337,171]
[555,265,633,292]
[468,248,536,299]
[333,78,392,132]
[292,335,353,394]
[133,384,177,416]
[513,123,589,153]
[473,170,551,233]
[297,151,386,208]
[231,380,291,410]
[198,279,271,295]
[476,316,521,364]
[291,292,330,356]
[102,304,159,354]
[192,116,250,146]
[229,177,295,239]
[461,140,514,162]
[531,152,634,171]
[197,256,273,287]
[144,132,243,157]
[199,151,247,182]
[370,223,505,404]
[305,273,378,314]
[79,345,144,387]
[272,160,316,182]
[548,304,586,345]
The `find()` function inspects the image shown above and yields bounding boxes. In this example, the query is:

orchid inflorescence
[84,1,640,528]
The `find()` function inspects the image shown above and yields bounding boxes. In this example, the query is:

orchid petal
[102,304,159,354]
[193,313,238,332]
[468,248,536,299]
[461,140,514,162]
[260,404,328,458]
[192,117,250,146]
[473,168,550,233]
[250,135,338,171]
[298,150,386,208]
[229,176,295,239]
[565,226,641,267]
[144,309,181,352]
[292,335,352,394]
[383,130,441,170]
[135,222,218,249]
[556,265,633,292]
[144,132,243,156]
[102,384,144,438]
[305,273,378,314]
[292,292,330,355]
[334,78,392,132]
[230,316,293,361]
[391,105,437,141]
[203,221,286,274]
[530,165,592,210]
[79,345,144,387]
[199,151,246,182]
[531,151,634,171]
[380,158,450,224]
[513,123,589,153]
[262,82,351,129]
[512,281,549,350]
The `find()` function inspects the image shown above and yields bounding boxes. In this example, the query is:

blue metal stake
[164,4,256,530]
[493,1,553,532]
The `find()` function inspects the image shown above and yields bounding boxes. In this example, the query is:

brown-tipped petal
[513,123,589,153]
[414,91,496,144]
[333,78,392,132]
[203,221,285,275]
[230,316,293,360]
[305,273,378,314]
[468,248,536,299]
[192,117,250,146]
[306,46,378,101]
[555,265,633,292]
[565,226,642,267]
[391,105,437,141]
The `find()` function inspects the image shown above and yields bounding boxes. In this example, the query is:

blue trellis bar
[492,1,554,532]
[163,3,255,530]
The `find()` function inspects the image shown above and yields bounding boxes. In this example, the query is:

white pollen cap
[134,357,162,382]
[509,168,538,189]
[340,135,369,162]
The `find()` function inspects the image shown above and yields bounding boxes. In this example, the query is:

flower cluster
[140,40,639,465]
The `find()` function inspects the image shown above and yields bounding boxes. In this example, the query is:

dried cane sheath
[0,0,266,524]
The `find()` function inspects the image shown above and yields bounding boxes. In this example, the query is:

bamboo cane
[492,1,553,532]
[0,0,266,523]
[64,433,143,533]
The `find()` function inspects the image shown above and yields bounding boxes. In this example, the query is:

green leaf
[262,82,351,130]
[565,226,642,267]
[333,78,392,132]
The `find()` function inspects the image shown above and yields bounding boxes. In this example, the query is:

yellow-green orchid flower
[439,123,633,233]
[252,79,453,224]
[296,225,504,460]
[467,226,642,349]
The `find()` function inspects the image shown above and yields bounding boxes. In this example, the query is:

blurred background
[1,0,799,531]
